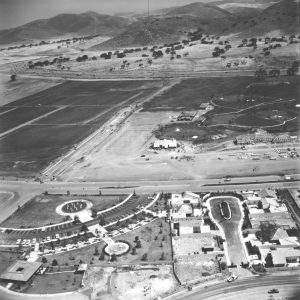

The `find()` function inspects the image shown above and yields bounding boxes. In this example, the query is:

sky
[0,0,216,30]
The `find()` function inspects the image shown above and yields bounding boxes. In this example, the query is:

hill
[0,12,130,45]
[92,4,236,49]
[223,0,300,35]
[165,2,233,18]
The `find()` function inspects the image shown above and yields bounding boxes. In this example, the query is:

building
[0,261,43,283]
[153,139,177,149]
[170,192,201,206]
[199,103,211,110]
[177,111,195,122]
[261,248,300,267]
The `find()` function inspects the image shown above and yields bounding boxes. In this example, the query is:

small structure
[177,112,196,122]
[199,103,210,110]
[170,192,201,206]
[153,139,177,149]
[76,263,88,274]
[0,261,43,283]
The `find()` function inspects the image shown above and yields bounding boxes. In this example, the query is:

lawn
[234,114,280,127]
[23,272,83,294]
[38,241,106,266]
[0,194,127,228]
[107,218,172,264]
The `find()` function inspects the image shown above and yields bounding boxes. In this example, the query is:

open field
[209,196,247,265]
[0,194,126,228]
[0,80,161,176]
[0,73,62,106]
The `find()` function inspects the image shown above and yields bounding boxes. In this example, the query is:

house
[153,139,177,149]
[271,228,299,247]
[172,204,193,219]
[76,263,88,274]
[261,248,300,267]
[170,192,201,206]
[0,261,43,283]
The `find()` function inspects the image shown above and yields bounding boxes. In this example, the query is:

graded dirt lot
[209,196,247,265]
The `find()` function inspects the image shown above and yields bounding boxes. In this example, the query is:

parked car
[268,289,279,294]
[227,273,238,282]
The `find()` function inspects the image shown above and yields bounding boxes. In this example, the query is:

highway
[167,274,300,300]
[0,175,299,224]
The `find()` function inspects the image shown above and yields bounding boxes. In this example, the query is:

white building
[171,191,201,206]
[153,139,177,149]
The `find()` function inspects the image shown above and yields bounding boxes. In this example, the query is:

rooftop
[0,260,42,282]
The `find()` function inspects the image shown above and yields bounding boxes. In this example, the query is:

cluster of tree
[245,241,261,260]
[241,202,252,230]
[287,60,299,76]
[212,45,231,58]
[76,55,88,62]
[28,56,70,68]
[1,34,100,52]
[152,50,164,59]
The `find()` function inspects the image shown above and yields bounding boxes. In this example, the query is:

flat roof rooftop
[0,260,42,282]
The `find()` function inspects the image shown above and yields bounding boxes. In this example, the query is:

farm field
[0,106,56,133]
[0,80,160,176]
[0,194,127,228]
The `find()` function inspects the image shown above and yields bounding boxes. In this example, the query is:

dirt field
[113,265,176,300]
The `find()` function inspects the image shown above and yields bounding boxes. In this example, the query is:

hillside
[223,0,300,35]
[92,4,236,49]
[0,12,130,45]
[165,2,233,18]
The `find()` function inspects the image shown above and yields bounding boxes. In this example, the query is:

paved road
[209,196,247,265]
[168,274,300,300]
[0,175,299,224]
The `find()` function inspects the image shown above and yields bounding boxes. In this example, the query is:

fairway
[208,196,247,265]
[0,80,159,176]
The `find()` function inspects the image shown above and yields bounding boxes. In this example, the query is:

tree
[220,261,227,270]
[136,240,142,248]
[94,247,99,256]
[265,252,274,268]
[10,74,17,81]
[99,252,105,260]
[257,200,263,209]
[52,259,58,266]
[160,252,165,260]
[255,68,267,78]
[81,224,88,232]
[41,257,47,263]
[110,254,117,262]
[99,215,105,226]
[141,253,148,261]
[134,236,139,243]
[131,247,137,255]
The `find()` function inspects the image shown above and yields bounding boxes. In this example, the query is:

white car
[227,274,238,282]
[16,239,21,244]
